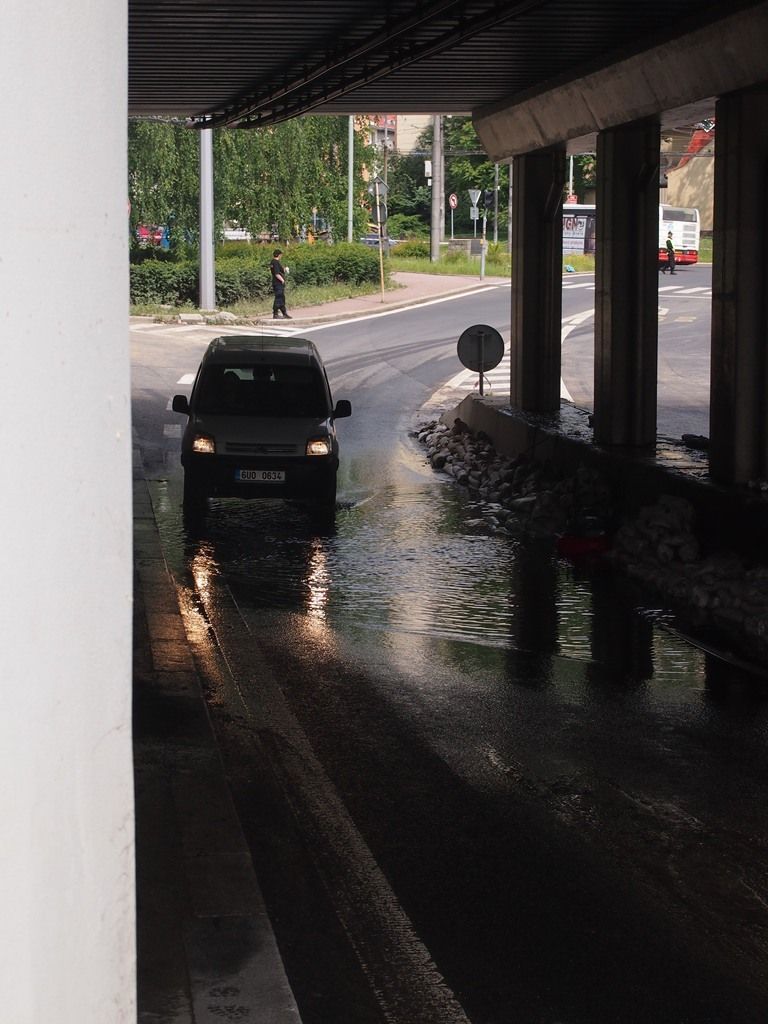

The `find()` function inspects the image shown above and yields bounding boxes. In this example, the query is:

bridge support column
[509,148,566,411]
[710,85,768,484]
[593,119,660,447]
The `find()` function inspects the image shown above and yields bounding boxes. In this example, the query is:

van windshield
[195,364,330,417]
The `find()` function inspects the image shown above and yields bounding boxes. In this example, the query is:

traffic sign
[468,188,481,206]
[457,324,504,372]
[448,193,458,209]
[470,206,479,220]
[367,174,388,196]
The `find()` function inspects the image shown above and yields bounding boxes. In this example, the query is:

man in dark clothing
[661,231,676,274]
[270,248,292,318]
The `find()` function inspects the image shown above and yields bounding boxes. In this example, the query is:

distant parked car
[135,224,165,246]
[222,225,252,242]
[172,335,351,520]
[359,234,398,250]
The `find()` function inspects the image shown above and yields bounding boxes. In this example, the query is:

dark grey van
[172,335,351,516]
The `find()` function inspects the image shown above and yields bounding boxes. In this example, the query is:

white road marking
[176,373,196,385]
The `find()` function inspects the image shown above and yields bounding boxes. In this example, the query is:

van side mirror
[333,399,351,419]
[172,394,190,415]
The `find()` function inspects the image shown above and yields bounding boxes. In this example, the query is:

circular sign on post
[457,324,504,372]
[448,193,458,209]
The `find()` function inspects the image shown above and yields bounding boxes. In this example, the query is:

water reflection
[151,458,766,705]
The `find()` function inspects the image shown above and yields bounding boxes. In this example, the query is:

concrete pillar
[509,148,566,411]
[593,119,660,447]
[0,1,134,1021]
[199,128,216,310]
[710,85,768,484]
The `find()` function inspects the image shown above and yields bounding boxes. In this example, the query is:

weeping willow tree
[128,116,375,251]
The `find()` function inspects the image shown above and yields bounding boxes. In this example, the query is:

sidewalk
[133,457,302,1024]
[278,270,507,323]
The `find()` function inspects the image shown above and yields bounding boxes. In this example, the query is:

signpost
[468,188,481,238]
[368,175,388,301]
[457,324,505,396]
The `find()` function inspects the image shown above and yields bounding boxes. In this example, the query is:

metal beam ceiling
[128,0,765,127]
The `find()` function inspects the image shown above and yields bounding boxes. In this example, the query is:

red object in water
[556,534,610,557]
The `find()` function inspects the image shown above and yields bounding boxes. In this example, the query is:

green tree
[128,116,375,253]
[383,116,510,236]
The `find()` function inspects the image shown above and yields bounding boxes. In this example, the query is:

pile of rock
[416,417,768,661]
[416,417,612,539]
[614,498,768,648]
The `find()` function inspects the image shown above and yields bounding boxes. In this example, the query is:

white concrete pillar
[0,1,134,1021]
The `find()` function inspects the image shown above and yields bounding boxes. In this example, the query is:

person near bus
[662,231,676,274]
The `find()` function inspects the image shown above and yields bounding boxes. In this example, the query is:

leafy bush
[387,214,428,239]
[130,241,382,307]
[443,247,467,264]
[130,261,197,304]
[215,261,271,305]
[391,240,430,259]
[328,243,381,283]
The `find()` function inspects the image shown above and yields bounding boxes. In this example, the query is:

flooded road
[134,289,768,1023]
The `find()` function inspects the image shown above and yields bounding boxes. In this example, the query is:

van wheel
[182,471,206,510]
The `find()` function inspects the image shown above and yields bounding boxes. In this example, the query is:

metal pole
[493,163,499,244]
[480,213,487,281]
[347,116,354,243]
[430,114,442,263]
[199,128,215,310]
[479,331,486,396]
[451,208,454,240]
[375,178,385,301]
[508,164,514,254]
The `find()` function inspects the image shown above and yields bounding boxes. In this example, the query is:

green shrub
[130,261,197,305]
[130,241,382,308]
[329,242,381,283]
[443,247,466,264]
[387,214,428,239]
[215,261,271,305]
[390,240,430,259]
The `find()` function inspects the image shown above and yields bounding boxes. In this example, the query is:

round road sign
[457,324,504,372]
[448,193,458,209]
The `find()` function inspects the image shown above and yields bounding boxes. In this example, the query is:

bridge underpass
[4,0,768,1019]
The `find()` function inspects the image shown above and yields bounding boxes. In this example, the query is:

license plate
[236,468,285,482]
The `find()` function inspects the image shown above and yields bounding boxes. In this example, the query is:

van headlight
[192,434,216,454]
[306,437,331,456]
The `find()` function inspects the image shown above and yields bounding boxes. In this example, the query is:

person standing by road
[662,230,676,275]
[270,248,292,318]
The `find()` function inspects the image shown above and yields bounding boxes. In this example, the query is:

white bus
[659,204,700,266]
[562,203,701,265]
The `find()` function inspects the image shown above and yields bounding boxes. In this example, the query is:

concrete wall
[0,1,135,1021]
[665,140,715,232]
